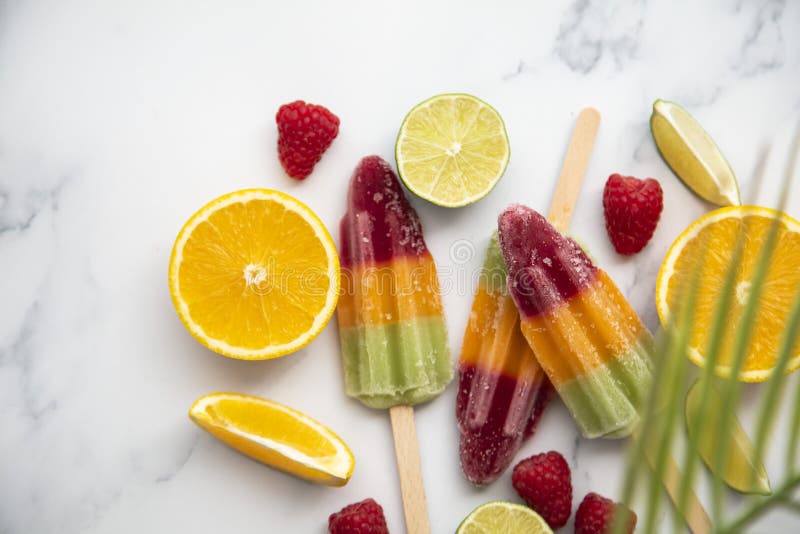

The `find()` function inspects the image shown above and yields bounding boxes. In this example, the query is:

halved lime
[685,379,771,495]
[650,99,740,206]
[456,501,553,534]
[395,94,510,208]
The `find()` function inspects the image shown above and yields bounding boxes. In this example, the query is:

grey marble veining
[555,0,645,74]
[736,0,786,77]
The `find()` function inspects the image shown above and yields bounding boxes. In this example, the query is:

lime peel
[650,99,740,207]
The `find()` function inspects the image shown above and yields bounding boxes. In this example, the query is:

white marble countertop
[2,1,799,532]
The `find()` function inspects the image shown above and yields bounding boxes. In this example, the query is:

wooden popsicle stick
[548,107,601,233]
[546,107,711,534]
[389,405,430,534]
[648,450,713,534]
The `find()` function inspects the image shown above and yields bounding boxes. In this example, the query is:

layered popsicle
[497,205,653,438]
[337,155,452,409]
[456,233,553,484]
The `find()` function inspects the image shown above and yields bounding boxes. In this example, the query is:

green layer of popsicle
[557,338,654,438]
[340,316,451,409]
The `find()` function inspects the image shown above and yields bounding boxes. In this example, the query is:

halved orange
[169,189,339,360]
[656,206,800,381]
[189,393,354,486]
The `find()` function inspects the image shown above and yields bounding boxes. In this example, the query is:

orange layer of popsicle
[522,270,649,387]
[338,256,444,329]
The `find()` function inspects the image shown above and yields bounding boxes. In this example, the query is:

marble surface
[1,0,799,532]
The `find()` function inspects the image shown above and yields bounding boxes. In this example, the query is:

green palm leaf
[621,125,800,533]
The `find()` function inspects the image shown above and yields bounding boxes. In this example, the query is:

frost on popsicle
[337,156,452,409]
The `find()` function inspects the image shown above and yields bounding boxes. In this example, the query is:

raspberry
[328,498,389,534]
[602,173,663,255]
[276,100,340,180]
[511,451,572,529]
[575,492,637,534]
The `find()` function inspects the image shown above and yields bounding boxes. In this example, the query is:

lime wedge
[456,501,553,534]
[685,379,771,495]
[395,93,510,208]
[650,99,740,206]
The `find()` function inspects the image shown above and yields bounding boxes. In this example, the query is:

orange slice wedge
[189,393,355,486]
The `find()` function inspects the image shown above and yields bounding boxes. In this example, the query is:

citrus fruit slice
[395,93,510,207]
[456,501,553,534]
[650,99,740,206]
[685,379,771,495]
[189,392,355,486]
[169,189,339,360]
[656,206,800,381]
